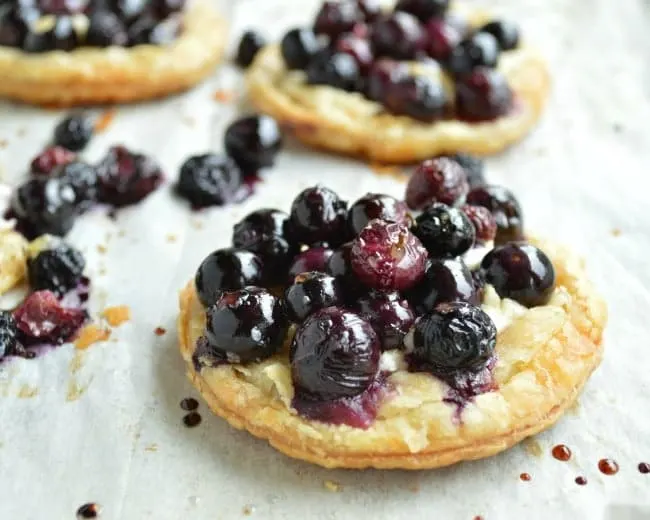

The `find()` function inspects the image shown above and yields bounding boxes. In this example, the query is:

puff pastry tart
[177,156,606,470]
[0,0,227,106]
[246,0,549,163]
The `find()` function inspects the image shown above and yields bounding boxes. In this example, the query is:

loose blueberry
[194,248,264,307]
[53,114,93,152]
[280,28,321,70]
[55,161,98,210]
[479,20,519,51]
[383,75,448,123]
[364,58,407,102]
[405,157,469,210]
[465,185,523,244]
[347,193,409,238]
[235,30,266,68]
[306,50,360,92]
[224,115,283,174]
[204,287,288,363]
[447,32,500,77]
[335,33,373,73]
[27,242,85,296]
[284,271,343,323]
[176,154,242,208]
[370,12,424,60]
[30,146,76,176]
[407,301,496,375]
[424,18,461,61]
[413,203,475,258]
[395,0,449,22]
[287,246,333,283]
[480,243,555,307]
[356,291,414,351]
[455,67,513,122]
[0,311,18,359]
[460,204,496,243]
[289,185,347,246]
[406,257,475,314]
[313,1,361,40]
[448,153,485,188]
[85,11,128,47]
[351,219,427,292]
[290,307,380,400]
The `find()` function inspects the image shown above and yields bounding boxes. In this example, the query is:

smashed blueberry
[405,157,469,210]
[194,248,264,308]
[28,243,85,297]
[356,291,414,351]
[55,161,99,210]
[235,30,266,68]
[370,12,424,60]
[455,67,513,122]
[284,272,343,323]
[224,115,283,174]
[466,185,523,244]
[413,203,475,258]
[479,20,519,51]
[176,154,242,208]
[287,246,333,283]
[85,11,128,47]
[0,311,18,359]
[306,50,360,92]
[347,193,409,237]
[383,75,448,123]
[395,0,449,22]
[290,307,380,400]
[289,185,347,246]
[30,146,76,176]
[280,28,321,70]
[313,1,361,40]
[204,287,288,364]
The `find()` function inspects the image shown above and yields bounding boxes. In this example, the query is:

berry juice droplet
[76,503,100,519]
[575,476,587,486]
[551,444,572,461]
[519,473,531,482]
[154,326,166,336]
[183,412,202,428]
[598,458,619,475]
[180,397,199,411]
[639,462,650,474]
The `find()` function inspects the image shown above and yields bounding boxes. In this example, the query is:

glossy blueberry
[347,193,409,237]
[287,246,333,283]
[448,153,485,188]
[413,203,475,258]
[356,0,380,22]
[235,30,266,68]
[28,243,85,296]
[480,243,555,307]
[383,75,448,123]
[395,0,449,22]
[364,58,407,102]
[85,11,128,47]
[424,18,461,61]
[290,307,380,400]
[30,146,76,176]
[284,272,343,323]
[325,241,363,302]
[356,291,414,351]
[465,185,523,244]
[194,248,264,307]
[313,1,361,40]
[53,113,93,152]
[460,204,496,243]
[224,115,283,174]
[370,12,424,60]
[455,67,513,122]
[280,28,321,70]
[447,32,500,77]
[204,287,288,363]
[407,301,496,374]
[405,157,469,210]
[335,33,373,73]
[176,154,242,208]
[479,20,519,51]
[306,50,360,92]
[0,311,18,359]
[289,185,347,246]
[23,15,78,52]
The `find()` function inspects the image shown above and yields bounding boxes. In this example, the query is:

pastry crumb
[66,377,93,401]
[144,443,158,452]
[323,480,341,492]
[102,305,131,327]
[97,244,108,254]
[117,229,126,237]
[522,438,543,458]
[16,127,26,137]
[408,484,420,493]
[17,384,39,398]
[94,108,117,132]
[369,162,403,178]
[611,228,621,237]
[242,505,255,516]
[213,89,235,103]
[166,233,178,243]
[75,324,111,350]
[0,139,8,148]
[154,326,167,336]
[191,219,204,230]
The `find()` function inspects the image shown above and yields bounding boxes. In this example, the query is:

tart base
[0,1,228,107]
[177,239,606,470]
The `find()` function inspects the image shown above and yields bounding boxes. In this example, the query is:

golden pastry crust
[246,9,550,163]
[0,1,227,107]
[0,229,28,296]
[177,238,606,469]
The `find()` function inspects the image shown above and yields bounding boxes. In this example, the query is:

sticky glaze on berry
[347,193,409,237]
[289,185,348,246]
[284,272,343,323]
[413,203,475,258]
[405,157,469,210]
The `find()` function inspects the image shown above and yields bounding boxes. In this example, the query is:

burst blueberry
[176,154,242,208]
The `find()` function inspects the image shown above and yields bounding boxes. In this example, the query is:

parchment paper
[1,0,649,518]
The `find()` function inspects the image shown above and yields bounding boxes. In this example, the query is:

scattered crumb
[323,480,341,492]
[0,139,8,148]
[154,326,167,336]
[190,219,204,230]
[144,443,158,452]
[16,127,26,137]
[369,162,404,179]
[102,305,131,327]
[611,228,621,237]
[98,266,108,276]
[117,229,126,237]
[213,89,235,103]
[17,384,39,399]
[94,108,117,133]
[522,438,543,458]
[242,505,255,516]
[568,400,581,416]
[75,324,111,350]
[66,376,93,401]
[69,351,85,374]
[166,233,178,243]
[408,484,420,493]
[97,244,108,254]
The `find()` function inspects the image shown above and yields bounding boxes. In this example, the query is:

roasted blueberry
[96,146,164,207]
[290,307,380,400]
[13,290,86,345]
[38,0,88,14]
[325,241,363,301]
[31,146,76,176]
[280,28,321,70]
[466,185,523,244]
[356,0,380,22]
[28,243,85,296]
[85,11,128,47]
[383,75,447,123]
[370,12,424,60]
[204,287,288,363]
[53,113,93,152]
[347,193,409,237]
[364,58,407,102]
[405,157,469,210]
[10,178,77,238]
[447,32,500,77]
[235,30,266,68]
[194,248,264,307]
[284,272,343,323]
[481,243,555,307]
[461,204,496,243]
[289,185,347,246]
[287,246,333,283]
[356,291,414,351]
[224,115,283,174]
[0,311,18,359]
[0,6,31,48]
[313,1,361,40]
[335,33,373,73]
[455,67,513,122]
[114,0,148,21]
[406,257,474,313]
[232,209,297,284]
[448,153,485,188]
[351,219,427,292]
[414,203,475,258]
[55,161,98,210]
[306,50,360,91]
[153,0,185,17]
[176,154,242,208]
[127,14,181,46]
[424,18,460,61]
[395,0,449,22]
[406,301,496,375]
[23,15,79,52]
[479,20,519,51]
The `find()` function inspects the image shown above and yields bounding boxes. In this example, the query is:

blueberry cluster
[192,154,556,412]
[261,0,520,122]
[6,112,164,239]
[0,0,185,53]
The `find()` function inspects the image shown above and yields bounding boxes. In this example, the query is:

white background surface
[1,0,650,518]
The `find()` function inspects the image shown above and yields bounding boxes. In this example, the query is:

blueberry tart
[246,1,549,163]
[0,0,227,106]
[177,180,606,469]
